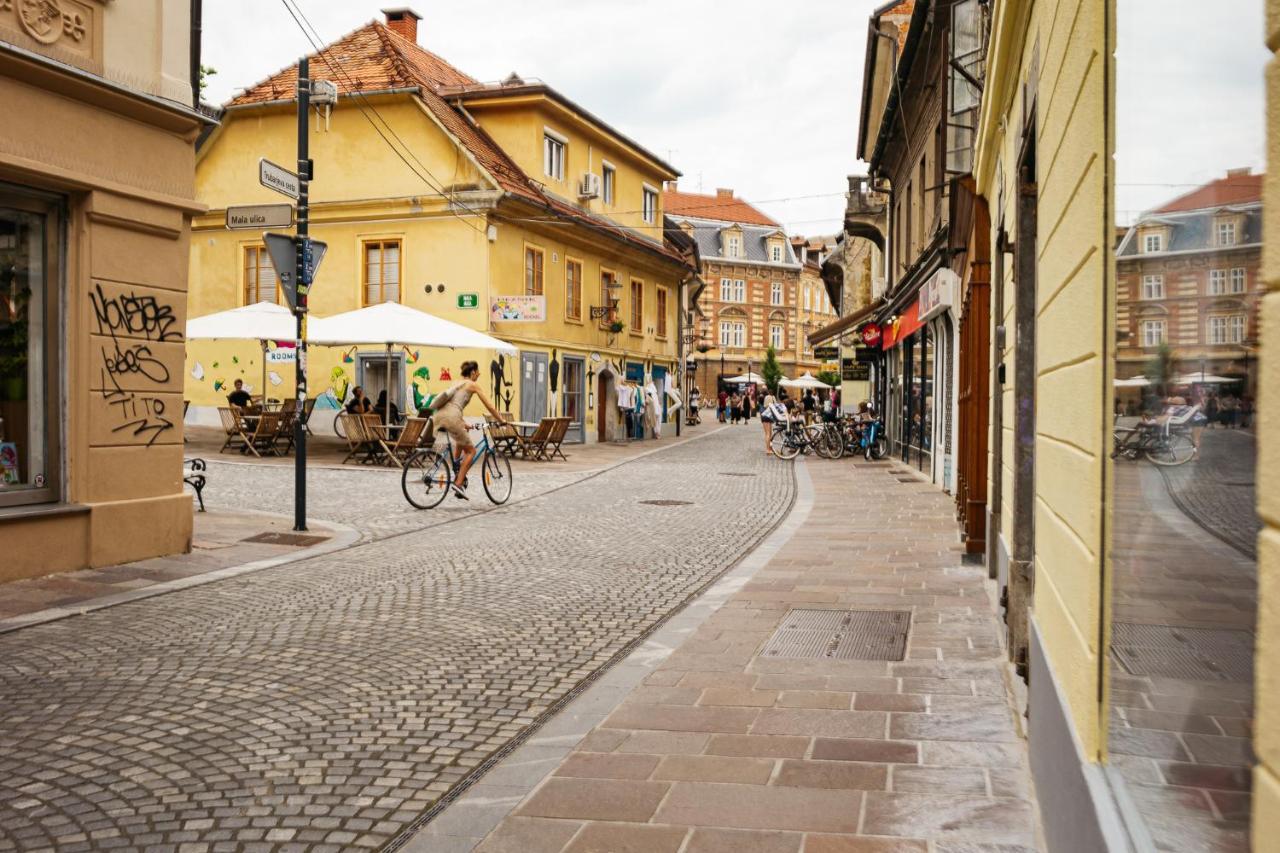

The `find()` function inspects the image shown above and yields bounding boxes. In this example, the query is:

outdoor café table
[510,420,540,435]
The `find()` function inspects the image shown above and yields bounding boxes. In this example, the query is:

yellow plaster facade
[1254,0,1280,841]
[975,0,1110,756]
[188,89,686,440]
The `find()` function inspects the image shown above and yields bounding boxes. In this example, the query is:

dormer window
[543,129,566,181]
[771,245,782,262]
[728,235,741,258]
[1217,220,1237,247]
[1143,232,1162,253]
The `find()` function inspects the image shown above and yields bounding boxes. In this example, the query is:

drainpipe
[190,0,202,109]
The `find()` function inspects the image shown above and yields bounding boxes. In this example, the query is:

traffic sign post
[262,233,326,311]
[293,58,311,532]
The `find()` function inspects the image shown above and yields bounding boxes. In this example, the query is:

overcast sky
[203,1,1268,234]
[203,0,878,236]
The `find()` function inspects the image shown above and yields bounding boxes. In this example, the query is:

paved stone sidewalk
[461,457,1042,852]
[0,427,791,852]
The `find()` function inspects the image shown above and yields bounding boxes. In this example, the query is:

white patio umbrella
[1113,376,1151,388]
[781,371,833,390]
[185,301,297,402]
[724,372,765,385]
[307,301,517,424]
[1171,373,1237,385]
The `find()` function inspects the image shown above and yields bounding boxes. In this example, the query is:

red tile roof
[663,189,780,227]
[1153,170,1263,213]
[226,21,685,265]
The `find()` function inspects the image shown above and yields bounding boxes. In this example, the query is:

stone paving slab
[0,426,790,852]
[449,455,1043,852]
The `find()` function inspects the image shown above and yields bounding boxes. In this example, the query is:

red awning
[881,302,924,350]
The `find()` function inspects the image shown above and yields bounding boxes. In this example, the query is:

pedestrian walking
[717,388,728,423]
[729,391,742,424]
[760,394,787,455]
[802,390,816,425]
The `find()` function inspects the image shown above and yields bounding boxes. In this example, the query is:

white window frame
[1141,274,1164,300]
[1229,314,1246,343]
[804,286,812,310]
[770,324,783,349]
[642,184,659,224]
[733,279,746,302]
[1143,233,1162,253]
[771,282,783,305]
[601,161,615,205]
[1230,267,1247,293]
[727,235,741,258]
[1141,319,1166,347]
[543,128,566,181]
[771,244,782,262]
[1209,269,1227,295]
[1208,316,1229,344]
[1217,220,1237,247]
[719,277,733,302]
[732,321,745,348]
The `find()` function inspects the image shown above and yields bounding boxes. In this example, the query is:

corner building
[0,1,202,580]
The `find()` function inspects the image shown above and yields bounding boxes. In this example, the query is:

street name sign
[263,232,328,310]
[457,293,479,309]
[259,158,300,199]
[226,203,294,230]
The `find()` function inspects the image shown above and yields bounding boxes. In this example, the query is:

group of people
[714,386,839,427]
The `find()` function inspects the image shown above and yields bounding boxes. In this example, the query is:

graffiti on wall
[90,282,181,447]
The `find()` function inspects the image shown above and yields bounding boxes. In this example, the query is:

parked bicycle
[770,420,836,460]
[1111,424,1196,466]
[401,421,514,508]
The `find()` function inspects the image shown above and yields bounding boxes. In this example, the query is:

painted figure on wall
[490,354,513,412]
[315,365,351,410]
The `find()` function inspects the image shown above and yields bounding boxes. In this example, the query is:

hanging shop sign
[917,268,959,323]
[855,346,879,363]
[880,303,924,350]
[859,322,882,348]
[841,359,871,381]
[813,345,839,361]
[489,295,546,322]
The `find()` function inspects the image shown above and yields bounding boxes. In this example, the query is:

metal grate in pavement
[1111,622,1254,682]
[639,499,694,507]
[719,472,757,477]
[761,609,910,661]
[241,532,330,547]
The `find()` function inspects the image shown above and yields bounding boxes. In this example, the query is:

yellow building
[1256,2,1279,845]
[974,0,1113,848]
[0,1,202,580]
[188,9,691,444]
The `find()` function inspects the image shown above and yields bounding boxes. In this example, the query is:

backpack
[428,383,462,412]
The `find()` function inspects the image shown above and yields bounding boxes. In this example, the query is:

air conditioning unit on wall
[579,172,601,199]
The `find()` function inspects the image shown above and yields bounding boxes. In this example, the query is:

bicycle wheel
[333,412,348,439]
[481,451,514,504]
[1145,433,1196,466]
[814,426,841,459]
[401,449,452,509]
[773,428,802,460]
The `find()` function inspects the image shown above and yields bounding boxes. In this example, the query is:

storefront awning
[808,299,885,347]
[881,302,924,350]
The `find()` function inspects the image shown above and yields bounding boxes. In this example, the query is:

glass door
[562,356,584,443]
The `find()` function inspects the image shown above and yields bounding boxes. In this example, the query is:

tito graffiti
[89,283,182,447]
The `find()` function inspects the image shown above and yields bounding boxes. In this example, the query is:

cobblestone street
[0,428,793,852]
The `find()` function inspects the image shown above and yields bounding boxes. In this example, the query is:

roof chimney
[382,7,422,43]
[665,181,679,193]
[715,188,734,198]
[1226,166,1252,177]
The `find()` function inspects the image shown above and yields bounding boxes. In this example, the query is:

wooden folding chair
[522,417,555,460]
[300,398,317,435]
[218,407,248,452]
[377,417,428,468]
[486,416,522,456]
[244,411,284,458]
[360,413,388,465]
[274,403,298,454]
[338,414,366,464]
[544,417,571,461]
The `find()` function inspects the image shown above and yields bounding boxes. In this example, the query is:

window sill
[0,501,90,524]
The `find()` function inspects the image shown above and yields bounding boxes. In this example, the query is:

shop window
[244,246,279,304]
[525,246,544,296]
[0,191,60,507]
[363,239,401,305]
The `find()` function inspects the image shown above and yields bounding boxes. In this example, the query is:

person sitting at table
[373,389,402,424]
[345,385,372,414]
[226,378,252,410]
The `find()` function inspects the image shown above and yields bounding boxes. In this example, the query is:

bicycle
[401,421,514,508]
[1112,423,1196,466]
[770,419,828,460]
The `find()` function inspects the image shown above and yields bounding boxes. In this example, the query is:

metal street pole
[293,57,310,531]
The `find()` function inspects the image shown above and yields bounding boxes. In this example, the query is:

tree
[1145,342,1175,396]
[762,346,783,395]
[198,65,217,98]
[816,370,840,389]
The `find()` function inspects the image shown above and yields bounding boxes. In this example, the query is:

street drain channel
[639,499,694,507]
[761,609,911,661]
[1111,622,1254,682]
[241,532,331,547]
[720,472,758,477]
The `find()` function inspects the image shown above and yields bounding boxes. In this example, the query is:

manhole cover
[719,472,757,478]
[896,477,919,483]
[242,532,330,547]
[1111,622,1253,682]
[761,609,910,661]
[639,499,693,507]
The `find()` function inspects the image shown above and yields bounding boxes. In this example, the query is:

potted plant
[608,320,625,334]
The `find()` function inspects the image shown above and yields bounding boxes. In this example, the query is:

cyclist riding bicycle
[429,360,507,500]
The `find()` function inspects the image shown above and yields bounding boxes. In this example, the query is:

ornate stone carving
[12,0,86,45]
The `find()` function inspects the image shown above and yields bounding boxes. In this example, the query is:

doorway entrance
[357,352,404,414]
[520,351,548,424]
[561,355,585,443]
[597,368,616,443]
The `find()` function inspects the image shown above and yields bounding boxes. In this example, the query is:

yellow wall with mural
[975,0,1109,754]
